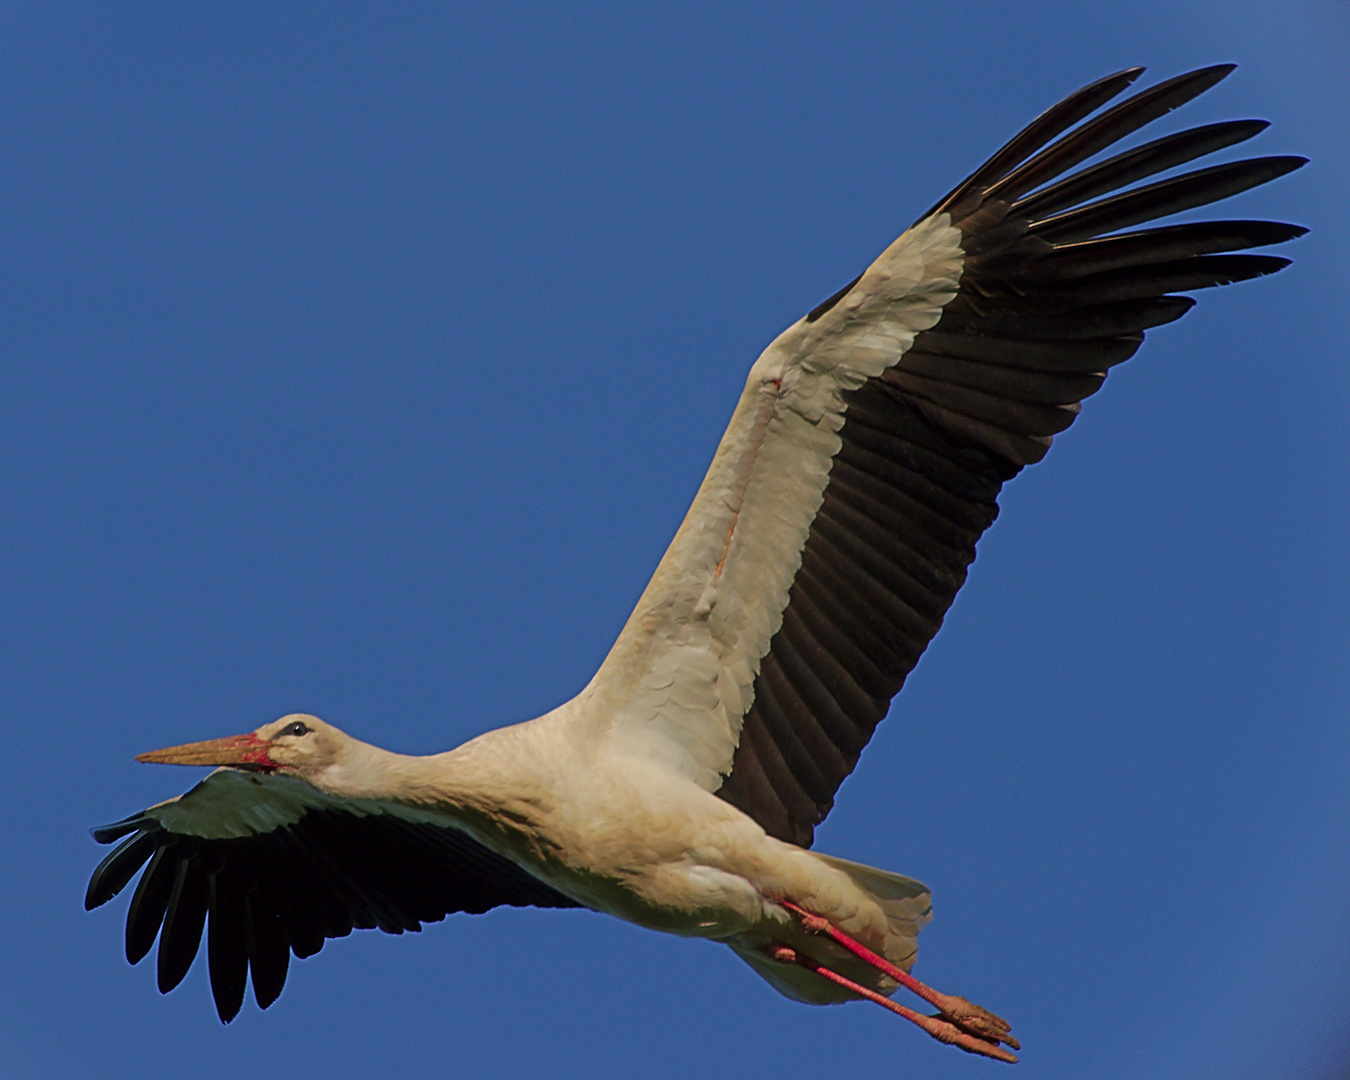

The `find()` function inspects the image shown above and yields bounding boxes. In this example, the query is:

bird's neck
[322,723,561,844]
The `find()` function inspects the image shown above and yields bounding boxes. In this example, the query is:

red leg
[764,945,1018,1064]
[780,900,1019,1054]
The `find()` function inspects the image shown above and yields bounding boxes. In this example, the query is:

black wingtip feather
[1030,156,1308,243]
[208,875,249,1023]
[985,64,1242,205]
[1014,220,1307,283]
[125,847,174,965]
[92,815,156,845]
[922,66,1147,221]
[248,900,290,1010]
[158,859,209,994]
[1010,120,1272,222]
[86,831,157,910]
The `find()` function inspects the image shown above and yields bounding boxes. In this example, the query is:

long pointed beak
[135,733,274,768]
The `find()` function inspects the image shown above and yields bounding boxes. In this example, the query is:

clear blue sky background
[1,4,1344,1079]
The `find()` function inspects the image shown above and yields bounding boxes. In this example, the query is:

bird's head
[135,713,350,781]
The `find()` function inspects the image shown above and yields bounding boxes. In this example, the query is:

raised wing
[85,768,579,1022]
[583,65,1305,847]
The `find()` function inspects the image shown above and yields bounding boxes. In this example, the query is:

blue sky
[1,4,1345,1079]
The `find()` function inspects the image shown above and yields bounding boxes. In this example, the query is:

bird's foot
[777,900,1019,1061]
[763,944,1018,1063]
[912,1008,1020,1063]
[926,992,1018,1051]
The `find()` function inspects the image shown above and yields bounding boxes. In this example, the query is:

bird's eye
[281,721,312,737]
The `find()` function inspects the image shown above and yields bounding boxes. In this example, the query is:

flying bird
[87,65,1304,1063]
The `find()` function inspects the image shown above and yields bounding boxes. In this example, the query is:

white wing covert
[587,214,963,786]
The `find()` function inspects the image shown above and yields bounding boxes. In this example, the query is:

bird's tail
[812,851,933,973]
[730,852,932,1005]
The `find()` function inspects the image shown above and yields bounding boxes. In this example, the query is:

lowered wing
[86,768,579,1022]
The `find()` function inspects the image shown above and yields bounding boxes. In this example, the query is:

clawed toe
[918,1013,1020,1063]
[932,994,1020,1050]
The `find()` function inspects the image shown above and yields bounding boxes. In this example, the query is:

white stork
[86,65,1304,1063]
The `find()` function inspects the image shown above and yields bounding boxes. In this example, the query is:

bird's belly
[441,743,854,941]
[465,763,792,939]
[543,853,771,938]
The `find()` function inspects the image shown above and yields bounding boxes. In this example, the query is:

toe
[933,994,1019,1049]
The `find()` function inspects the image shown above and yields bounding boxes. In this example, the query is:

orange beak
[135,732,275,768]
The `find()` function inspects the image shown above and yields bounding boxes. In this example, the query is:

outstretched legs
[769,901,1019,1064]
